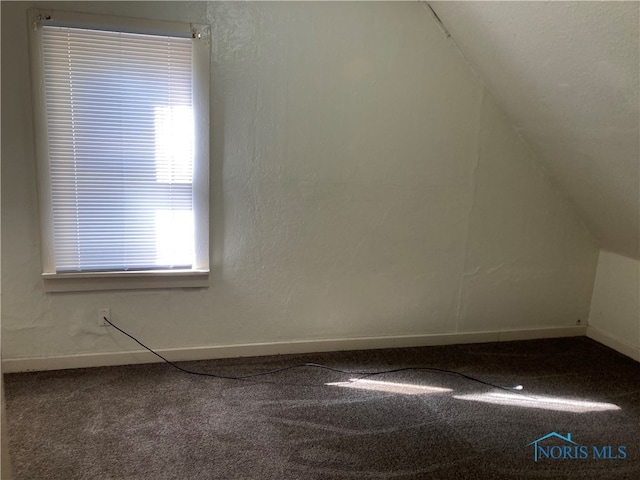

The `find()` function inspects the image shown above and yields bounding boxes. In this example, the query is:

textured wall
[431,2,640,259]
[588,251,640,360]
[1,2,597,362]
[459,94,598,331]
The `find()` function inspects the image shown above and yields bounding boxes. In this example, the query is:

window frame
[28,9,210,292]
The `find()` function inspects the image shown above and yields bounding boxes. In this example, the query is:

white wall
[1,2,598,370]
[588,251,640,361]
[1,60,11,477]
[459,94,598,332]
[431,2,640,260]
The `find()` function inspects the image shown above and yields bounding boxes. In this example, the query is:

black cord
[103,317,521,391]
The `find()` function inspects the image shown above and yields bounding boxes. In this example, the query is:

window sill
[42,269,210,292]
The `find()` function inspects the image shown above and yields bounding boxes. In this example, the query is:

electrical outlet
[98,308,111,326]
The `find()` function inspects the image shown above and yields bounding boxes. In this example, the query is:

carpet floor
[4,337,640,479]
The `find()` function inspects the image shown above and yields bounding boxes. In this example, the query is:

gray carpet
[4,337,640,479]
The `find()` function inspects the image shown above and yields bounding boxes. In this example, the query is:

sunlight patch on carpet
[326,378,453,395]
[453,392,620,413]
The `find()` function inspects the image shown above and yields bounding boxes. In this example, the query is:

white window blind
[42,25,195,273]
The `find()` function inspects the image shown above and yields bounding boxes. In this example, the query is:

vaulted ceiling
[430,1,639,259]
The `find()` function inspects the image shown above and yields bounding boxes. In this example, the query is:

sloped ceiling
[430,1,640,259]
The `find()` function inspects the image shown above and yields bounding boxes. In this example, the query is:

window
[28,10,210,291]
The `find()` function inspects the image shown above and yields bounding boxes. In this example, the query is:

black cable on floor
[103,317,522,391]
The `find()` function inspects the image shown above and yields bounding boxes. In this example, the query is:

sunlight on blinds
[42,25,194,272]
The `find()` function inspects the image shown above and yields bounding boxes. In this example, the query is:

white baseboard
[2,325,587,373]
[587,325,640,362]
